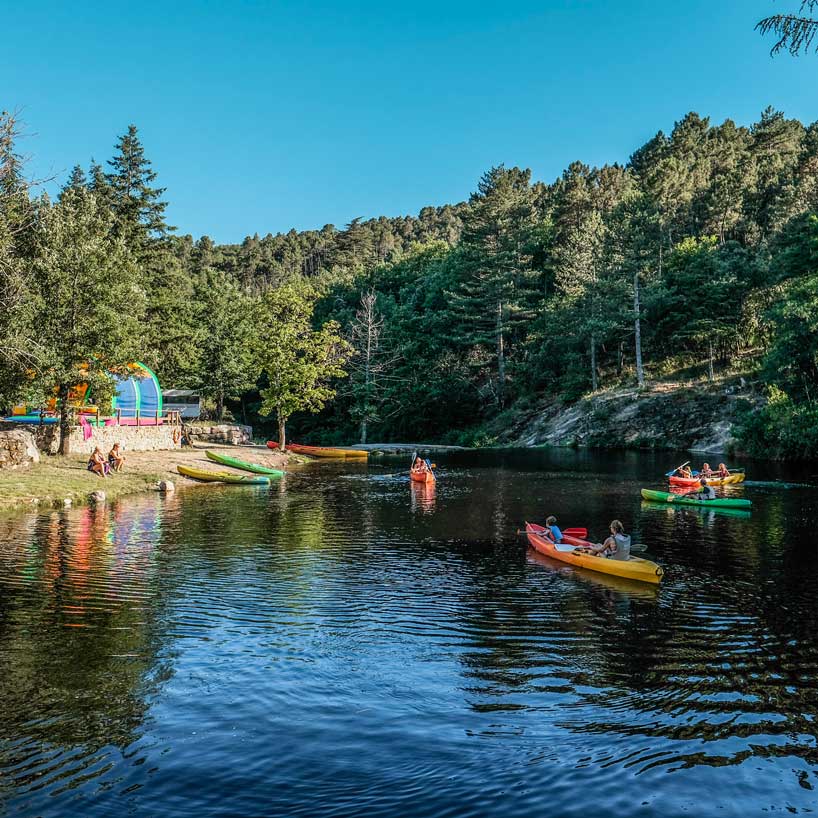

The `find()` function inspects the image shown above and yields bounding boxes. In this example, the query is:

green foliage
[29,188,145,448]
[193,269,260,419]
[257,279,351,444]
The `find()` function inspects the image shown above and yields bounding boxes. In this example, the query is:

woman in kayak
[581,520,631,560]
[700,462,713,477]
[717,463,729,478]
[675,465,693,478]
[695,477,717,500]
[411,457,429,476]
[544,516,563,543]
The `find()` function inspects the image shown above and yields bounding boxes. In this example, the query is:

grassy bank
[0,444,293,513]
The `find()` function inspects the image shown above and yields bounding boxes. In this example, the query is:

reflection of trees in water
[0,499,175,790]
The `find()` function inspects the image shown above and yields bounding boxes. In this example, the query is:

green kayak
[206,450,284,476]
[641,488,752,508]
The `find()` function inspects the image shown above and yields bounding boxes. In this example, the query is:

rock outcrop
[0,429,41,470]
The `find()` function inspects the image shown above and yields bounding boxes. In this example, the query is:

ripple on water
[1,454,818,817]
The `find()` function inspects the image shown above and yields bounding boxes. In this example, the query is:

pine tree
[106,124,172,247]
[193,269,259,420]
[447,166,538,408]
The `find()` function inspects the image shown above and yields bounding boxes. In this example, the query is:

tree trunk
[278,411,286,451]
[634,270,645,388]
[708,339,715,382]
[590,334,598,392]
[57,383,71,456]
[360,419,368,445]
[216,392,224,421]
[496,300,505,408]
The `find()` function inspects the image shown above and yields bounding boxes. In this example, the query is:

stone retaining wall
[30,423,181,455]
[0,429,40,469]
[189,424,253,445]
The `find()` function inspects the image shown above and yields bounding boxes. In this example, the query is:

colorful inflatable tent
[112,362,163,419]
[4,362,163,424]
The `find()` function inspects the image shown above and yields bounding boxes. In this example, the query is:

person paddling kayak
[674,465,693,478]
[580,520,631,560]
[694,477,716,500]
[544,515,563,544]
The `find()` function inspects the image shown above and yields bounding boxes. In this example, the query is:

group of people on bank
[87,443,125,477]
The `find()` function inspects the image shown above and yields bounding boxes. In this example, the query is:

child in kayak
[581,520,631,560]
[544,516,563,543]
[694,477,716,500]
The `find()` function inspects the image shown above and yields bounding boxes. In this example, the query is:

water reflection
[409,479,436,513]
[0,449,817,817]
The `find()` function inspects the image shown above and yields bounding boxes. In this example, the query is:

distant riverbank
[0,444,294,513]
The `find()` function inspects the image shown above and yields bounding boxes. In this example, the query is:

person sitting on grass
[695,477,716,500]
[580,520,631,560]
[87,447,109,478]
[108,442,125,472]
[544,515,563,543]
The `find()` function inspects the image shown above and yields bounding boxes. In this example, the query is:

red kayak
[669,473,744,487]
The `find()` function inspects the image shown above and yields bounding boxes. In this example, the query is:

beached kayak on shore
[266,441,368,458]
[177,465,270,485]
[205,450,284,476]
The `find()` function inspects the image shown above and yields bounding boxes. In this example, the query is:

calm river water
[1,449,817,817]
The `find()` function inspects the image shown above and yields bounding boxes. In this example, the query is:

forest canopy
[2,105,818,457]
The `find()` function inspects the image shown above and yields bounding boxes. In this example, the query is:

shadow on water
[1,449,817,817]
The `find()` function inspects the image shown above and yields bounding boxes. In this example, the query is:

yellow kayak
[177,464,270,485]
[525,522,664,585]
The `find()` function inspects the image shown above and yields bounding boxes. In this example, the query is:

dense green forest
[1,106,818,457]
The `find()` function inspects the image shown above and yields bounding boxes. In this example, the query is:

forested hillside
[2,107,818,456]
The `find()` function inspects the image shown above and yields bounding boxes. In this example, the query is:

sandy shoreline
[0,443,299,514]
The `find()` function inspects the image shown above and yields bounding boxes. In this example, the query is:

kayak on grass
[266,441,368,458]
[524,522,664,585]
[205,450,284,476]
[669,473,745,487]
[641,488,752,508]
[177,464,270,485]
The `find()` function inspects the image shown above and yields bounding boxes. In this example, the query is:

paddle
[665,460,690,478]
[516,526,588,539]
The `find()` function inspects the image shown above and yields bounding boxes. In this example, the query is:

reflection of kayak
[640,500,752,520]
[526,549,659,599]
[641,488,751,508]
[266,441,368,458]
[177,465,270,485]
[410,468,435,483]
[669,473,745,487]
[525,522,663,585]
[206,450,283,476]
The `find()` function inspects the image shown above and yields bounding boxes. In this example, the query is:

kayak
[177,464,270,485]
[266,441,368,459]
[641,488,752,508]
[410,468,435,483]
[524,522,664,585]
[640,500,752,520]
[669,473,745,487]
[206,450,284,476]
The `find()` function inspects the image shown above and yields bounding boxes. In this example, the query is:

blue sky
[3,0,816,243]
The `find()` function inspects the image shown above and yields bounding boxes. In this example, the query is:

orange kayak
[410,468,435,483]
[525,522,663,585]
[266,441,368,459]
